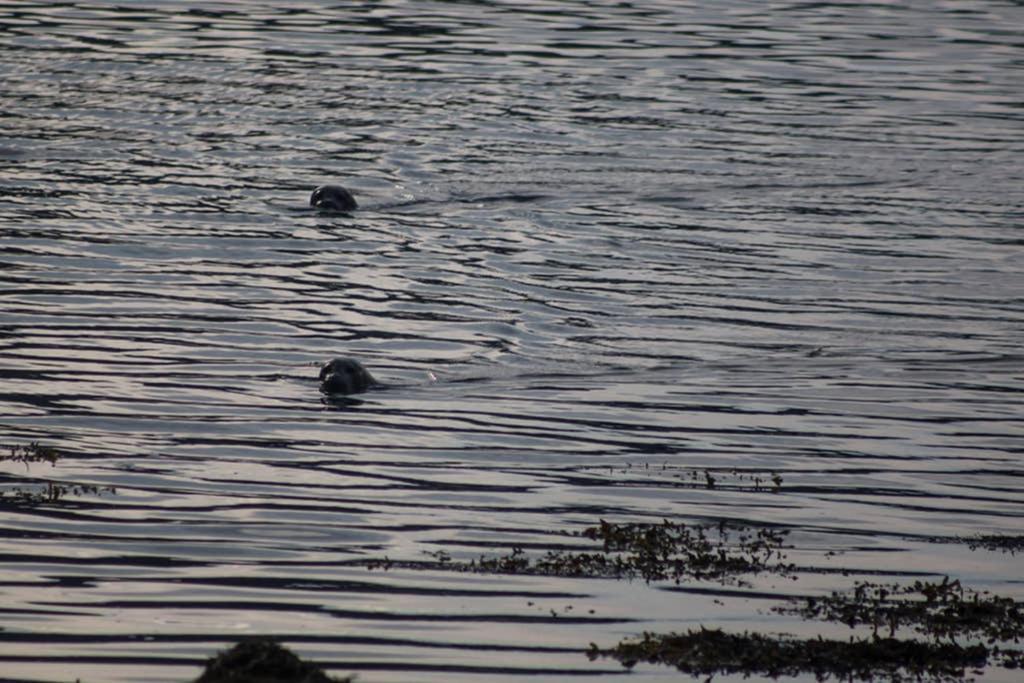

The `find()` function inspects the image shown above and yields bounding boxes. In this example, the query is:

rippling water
[2,2,1023,681]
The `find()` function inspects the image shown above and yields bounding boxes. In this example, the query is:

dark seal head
[310,185,358,212]
[319,357,376,395]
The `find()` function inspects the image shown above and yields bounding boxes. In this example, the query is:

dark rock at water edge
[194,639,352,683]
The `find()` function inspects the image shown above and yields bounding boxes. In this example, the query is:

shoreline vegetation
[4,443,1022,682]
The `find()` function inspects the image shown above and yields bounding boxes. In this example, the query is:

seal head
[319,357,376,395]
[310,185,358,212]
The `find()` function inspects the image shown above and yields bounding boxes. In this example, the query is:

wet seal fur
[310,185,358,212]
[319,357,377,396]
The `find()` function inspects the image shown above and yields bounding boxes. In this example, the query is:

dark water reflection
[1,1,1023,681]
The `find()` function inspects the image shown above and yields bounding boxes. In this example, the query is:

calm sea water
[1,2,1022,681]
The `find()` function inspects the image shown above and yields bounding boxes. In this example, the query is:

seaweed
[0,480,116,506]
[591,578,1024,681]
[923,533,1024,555]
[581,463,785,493]
[963,534,1024,555]
[0,441,115,506]
[776,576,1024,645]
[1,441,59,467]
[588,628,1000,682]
[369,519,794,585]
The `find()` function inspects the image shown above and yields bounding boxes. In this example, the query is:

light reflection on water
[1,1,1023,681]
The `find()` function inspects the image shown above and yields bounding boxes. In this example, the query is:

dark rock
[194,639,350,683]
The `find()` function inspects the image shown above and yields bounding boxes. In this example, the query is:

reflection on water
[1,1,1022,681]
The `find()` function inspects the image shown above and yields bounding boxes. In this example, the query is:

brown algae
[369,518,794,585]
[590,576,1024,681]
[775,576,1024,644]
[587,628,1008,682]
[374,519,1024,681]
[1,441,116,506]
[2,441,59,466]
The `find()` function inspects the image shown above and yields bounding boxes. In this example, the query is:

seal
[310,185,358,212]
[319,357,377,395]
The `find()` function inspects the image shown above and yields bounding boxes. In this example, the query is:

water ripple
[2,0,1023,681]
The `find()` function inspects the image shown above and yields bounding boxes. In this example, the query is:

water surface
[1,2,1022,681]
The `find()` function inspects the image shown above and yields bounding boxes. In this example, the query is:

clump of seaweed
[194,638,354,683]
[0,481,116,506]
[964,535,1024,555]
[677,467,784,493]
[363,515,1024,681]
[923,533,1024,556]
[583,546,1024,681]
[369,519,794,585]
[2,442,59,467]
[776,577,1024,645]
[581,463,784,493]
[531,519,794,583]
[1,442,115,506]
[587,628,998,682]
